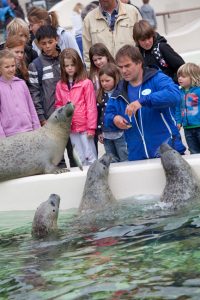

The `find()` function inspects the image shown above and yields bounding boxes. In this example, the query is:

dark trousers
[184,127,200,154]
[58,138,77,168]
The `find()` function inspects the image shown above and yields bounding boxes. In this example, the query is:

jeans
[184,127,200,154]
[75,34,83,57]
[104,135,128,163]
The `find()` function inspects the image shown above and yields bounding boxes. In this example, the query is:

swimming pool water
[1,199,200,300]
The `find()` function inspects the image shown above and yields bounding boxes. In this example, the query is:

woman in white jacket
[27,6,82,59]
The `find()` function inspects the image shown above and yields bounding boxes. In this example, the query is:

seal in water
[32,194,60,238]
[78,154,116,214]
[0,102,74,181]
[160,143,200,209]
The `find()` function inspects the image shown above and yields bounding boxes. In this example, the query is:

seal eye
[53,209,55,212]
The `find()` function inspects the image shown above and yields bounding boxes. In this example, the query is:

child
[0,49,40,137]
[28,25,76,168]
[5,35,29,81]
[140,0,157,29]
[28,25,60,124]
[89,43,115,93]
[97,63,128,162]
[176,63,200,154]
[5,18,38,65]
[55,48,97,166]
[133,20,184,82]
[27,6,81,58]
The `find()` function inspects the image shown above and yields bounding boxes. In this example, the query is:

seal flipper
[43,163,70,174]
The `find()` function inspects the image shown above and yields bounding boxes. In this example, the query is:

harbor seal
[0,102,74,181]
[32,194,60,239]
[78,154,116,214]
[160,143,200,209]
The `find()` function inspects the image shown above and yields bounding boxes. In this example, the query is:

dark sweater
[138,33,185,82]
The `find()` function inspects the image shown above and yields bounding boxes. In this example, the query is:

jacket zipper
[160,111,173,138]
[114,88,149,158]
[184,92,189,126]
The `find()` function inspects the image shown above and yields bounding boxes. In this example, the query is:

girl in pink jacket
[55,48,97,166]
[0,50,40,138]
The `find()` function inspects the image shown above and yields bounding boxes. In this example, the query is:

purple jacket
[0,76,40,137]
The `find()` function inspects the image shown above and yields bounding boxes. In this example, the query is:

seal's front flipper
[44,164,70,174]
[72,144,83,171]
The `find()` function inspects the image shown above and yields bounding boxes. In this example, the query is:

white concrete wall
[1,153,200,211]
[167,20,200,54]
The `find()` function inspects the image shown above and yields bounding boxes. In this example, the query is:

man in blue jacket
[104,44,186,161]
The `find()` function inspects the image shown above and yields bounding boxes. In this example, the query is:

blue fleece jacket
[175,86,200,128]
[104,67,186,161]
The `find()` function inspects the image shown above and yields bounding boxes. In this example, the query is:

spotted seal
[160,143,200,209]
[78,154,116,214]
[32,194,60,238]
[0,102,74,181]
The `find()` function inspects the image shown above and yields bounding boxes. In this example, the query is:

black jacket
[24,44,38,65]
[138,33,185,82]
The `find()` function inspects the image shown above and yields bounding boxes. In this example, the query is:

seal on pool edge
[160,143,200,209]
[78,154,117,214]
[32,193,60,238]
[0,102,74,181]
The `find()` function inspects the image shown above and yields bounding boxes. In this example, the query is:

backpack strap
[152,43,168,68]
[33,56,43,86]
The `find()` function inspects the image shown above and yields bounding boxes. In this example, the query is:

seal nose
[99,154,112,167]
[66,102,74,109]
[65,102,75,116]
[49,194,60,207]
[159,143,172,154]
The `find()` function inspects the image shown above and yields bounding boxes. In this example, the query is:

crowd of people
[0,0,200,169]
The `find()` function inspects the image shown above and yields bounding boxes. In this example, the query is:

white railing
[156,7,200,34]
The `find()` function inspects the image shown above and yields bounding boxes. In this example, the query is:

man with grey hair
[82,0,141,68]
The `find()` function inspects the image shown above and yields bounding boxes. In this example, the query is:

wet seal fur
[32,194,60,239]
[160,143,200,209]
[78,154,116,214]
[0,102,74,181]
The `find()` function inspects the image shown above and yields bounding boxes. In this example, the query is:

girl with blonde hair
[5,17,38,65]
[0,49,40,138]
[176,62,200,153]
[6,17,29,41]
